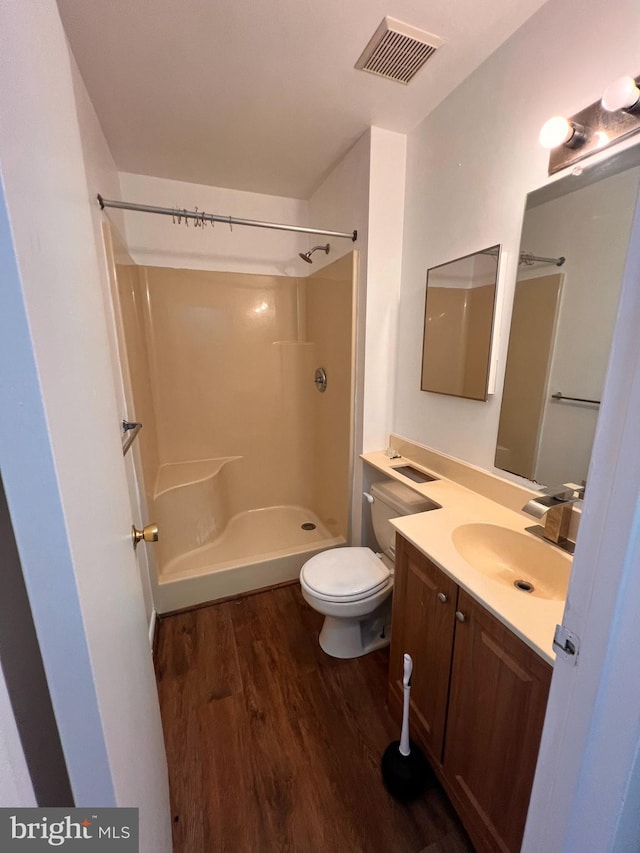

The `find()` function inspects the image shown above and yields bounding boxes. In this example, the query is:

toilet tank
[370,480,438,562]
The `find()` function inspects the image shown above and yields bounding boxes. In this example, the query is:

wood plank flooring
[154,583,474,853]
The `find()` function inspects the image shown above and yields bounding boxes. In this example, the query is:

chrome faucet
[522,485,581,554]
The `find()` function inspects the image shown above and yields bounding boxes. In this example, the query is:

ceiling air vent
[355,17,444,84]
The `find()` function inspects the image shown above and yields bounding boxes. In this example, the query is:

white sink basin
[451,523,571,601]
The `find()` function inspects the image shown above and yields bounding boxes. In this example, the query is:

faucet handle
[561,482,586,500]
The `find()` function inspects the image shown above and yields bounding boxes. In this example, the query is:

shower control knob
[437,592,448,603]
[314,367,328,393]
[132,523,159,550]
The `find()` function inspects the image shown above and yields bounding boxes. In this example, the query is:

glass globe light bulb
[539,116,574,150]
[602,76,640,112]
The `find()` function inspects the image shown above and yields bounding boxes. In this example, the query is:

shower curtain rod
[97,195,358,242]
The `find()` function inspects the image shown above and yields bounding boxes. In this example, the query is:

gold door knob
[132,523,159,549]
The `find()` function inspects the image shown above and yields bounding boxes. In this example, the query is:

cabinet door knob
[455,610,466,623]
[437,592,448,603]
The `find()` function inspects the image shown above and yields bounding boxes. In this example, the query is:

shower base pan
[156,505,344,613]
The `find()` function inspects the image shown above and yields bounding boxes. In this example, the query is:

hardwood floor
[154,583,474,853]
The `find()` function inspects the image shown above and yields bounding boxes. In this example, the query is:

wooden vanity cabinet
[388,535,552,853]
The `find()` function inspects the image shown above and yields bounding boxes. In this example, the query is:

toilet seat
[300,547,391,603]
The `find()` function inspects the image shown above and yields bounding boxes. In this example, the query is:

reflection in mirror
[421,245,500,401]
[496,147,640,486]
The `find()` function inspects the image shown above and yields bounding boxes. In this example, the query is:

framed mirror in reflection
[496,145,640,486]
[421,245,501,401]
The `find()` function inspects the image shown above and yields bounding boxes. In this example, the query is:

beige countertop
[363,451,571,664]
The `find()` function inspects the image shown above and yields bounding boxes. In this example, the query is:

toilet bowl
[300,480,438,659]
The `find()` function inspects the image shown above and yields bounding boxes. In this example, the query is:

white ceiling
[57,0,549,199]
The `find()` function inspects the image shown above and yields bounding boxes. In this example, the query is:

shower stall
[106,224,357,613]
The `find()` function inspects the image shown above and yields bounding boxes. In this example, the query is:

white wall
[0,3,171,847]
[70,54,157,634]
[69,48,127,394]
[0,2,117,805]
[70,55,125,241]
[308,132,371,271]
[364,128,407,453]
[120,172,309,275]
[394,0,640,481]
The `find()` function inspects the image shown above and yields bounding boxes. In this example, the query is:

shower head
[299,243,330,264]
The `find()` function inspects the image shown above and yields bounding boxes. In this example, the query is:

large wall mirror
[421,245,501,401]
[496,145,640,486]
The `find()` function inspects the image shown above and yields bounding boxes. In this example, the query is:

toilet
[300,480,436,659]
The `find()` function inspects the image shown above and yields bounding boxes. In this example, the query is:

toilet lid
[301,547,391,602]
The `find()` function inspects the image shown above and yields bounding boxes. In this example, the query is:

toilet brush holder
[381,653,431,801]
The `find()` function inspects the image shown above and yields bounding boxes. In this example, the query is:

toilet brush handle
[403,653,413,688]
[399,654,413,757]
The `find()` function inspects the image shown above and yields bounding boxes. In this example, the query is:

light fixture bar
[546,75,640,175]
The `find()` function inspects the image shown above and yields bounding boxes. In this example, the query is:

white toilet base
[318,598,391,659]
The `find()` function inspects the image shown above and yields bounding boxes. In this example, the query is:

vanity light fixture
[540,73,640,174]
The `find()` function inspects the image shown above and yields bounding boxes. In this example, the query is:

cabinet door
[389,536,458,761]
[444,589,552,853]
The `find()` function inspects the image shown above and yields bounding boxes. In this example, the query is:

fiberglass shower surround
[144,261,356,612]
